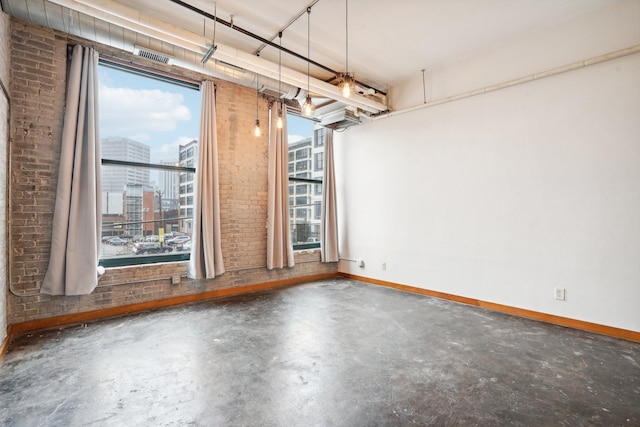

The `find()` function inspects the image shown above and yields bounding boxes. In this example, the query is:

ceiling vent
[320,108,361,130]
[133,46,172,64]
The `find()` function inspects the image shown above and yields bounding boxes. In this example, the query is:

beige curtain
[41,45,101,295]
[267,102,295,269]
[321,129,339,262]
[189,81,225,279]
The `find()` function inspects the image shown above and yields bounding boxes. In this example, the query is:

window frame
[98,59,200,267]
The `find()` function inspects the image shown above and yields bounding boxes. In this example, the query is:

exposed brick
[7,17,337,326]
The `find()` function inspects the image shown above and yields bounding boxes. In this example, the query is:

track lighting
[201,2,217,64]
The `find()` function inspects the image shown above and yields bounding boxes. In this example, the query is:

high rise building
[287,128,326,244]
[178,140,198,234]
[101,136,151,193]
[158,159,179,200]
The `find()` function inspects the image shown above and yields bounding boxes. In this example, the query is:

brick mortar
[7,17,337,325]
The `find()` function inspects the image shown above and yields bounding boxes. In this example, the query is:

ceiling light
[303,7,315,116]
[254,74,261,137]
[337,0,354,98]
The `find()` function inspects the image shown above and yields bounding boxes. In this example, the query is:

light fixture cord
[422,69,426,104]
[345,0,349,75]
[213,2,217,45]
[256,74,259,117]
[307,7,311,92]
[278,32,282,97]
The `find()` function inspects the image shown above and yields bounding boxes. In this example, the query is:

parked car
[132,242,173,255]
[176,240,192,252]
[167,235,190,246]
[108,237,128,246]
[144,235,159,242]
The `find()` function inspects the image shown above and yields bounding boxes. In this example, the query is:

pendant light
[276,31,284,129]
[254,74,261,137]
[303,7,315,116]
[338,0,354,97]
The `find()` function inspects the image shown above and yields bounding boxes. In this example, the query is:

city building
[178,139,197,235]
[101,136,150,193]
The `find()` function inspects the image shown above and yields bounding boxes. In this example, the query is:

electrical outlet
[554,288,565,301]
[171,274,181,285]
[381,262,387,270]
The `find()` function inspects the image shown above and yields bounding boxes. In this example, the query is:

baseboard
[0,330,10,362]
[9,272,338,336]
[340,273,640,343]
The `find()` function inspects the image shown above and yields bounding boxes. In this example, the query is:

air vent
[133,46,171,64]
[320,108,361,130]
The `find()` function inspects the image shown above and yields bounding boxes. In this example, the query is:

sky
[99,65,314,164]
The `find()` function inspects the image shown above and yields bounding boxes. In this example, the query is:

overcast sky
[99,66,313,164]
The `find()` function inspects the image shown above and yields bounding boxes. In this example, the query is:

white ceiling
[1,0,616,111]
[108,0,612,89]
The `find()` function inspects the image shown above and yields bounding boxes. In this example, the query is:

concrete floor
[1,278,638,426]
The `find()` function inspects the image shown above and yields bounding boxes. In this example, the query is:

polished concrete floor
[1,278,639,426]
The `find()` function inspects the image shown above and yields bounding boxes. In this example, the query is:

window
[98,60,201,267]
[314,152,324,171]
[287,114,325,250]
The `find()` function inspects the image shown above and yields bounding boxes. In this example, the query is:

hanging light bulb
[303,95,315,116]
[254,119,261,137]
[303,7,315,116]
[339,73,354,98]
[276,111,283,129]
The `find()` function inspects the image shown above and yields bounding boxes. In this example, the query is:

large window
[287,114,325,250]
[98,60,201,267]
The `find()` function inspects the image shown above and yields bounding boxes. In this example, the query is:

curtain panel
[266,103,295,269]
[41,45,102,296]
[321,130,339,262]
[189,80,225,279]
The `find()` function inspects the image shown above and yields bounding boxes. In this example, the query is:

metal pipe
[368,44,640,121]
[167,0,385,96]
[255,0,321,56]
[48,0,387,113]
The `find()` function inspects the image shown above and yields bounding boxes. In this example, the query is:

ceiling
[1,0,614,117]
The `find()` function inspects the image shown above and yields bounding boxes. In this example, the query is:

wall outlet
[357,259,365,268]
[381,262,387,270]
[554,287,566,301]
[171,274,181,285]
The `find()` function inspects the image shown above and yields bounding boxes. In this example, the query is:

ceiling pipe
[48,0,387,114]
[167,0,385,96]
[365,44,640,122]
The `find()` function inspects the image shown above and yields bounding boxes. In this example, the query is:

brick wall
[8,18,337,325]
[0,11,10,344]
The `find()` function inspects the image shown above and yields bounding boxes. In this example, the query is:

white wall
[335,3,640,332]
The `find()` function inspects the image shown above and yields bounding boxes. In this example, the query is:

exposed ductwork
[2,0,387,114]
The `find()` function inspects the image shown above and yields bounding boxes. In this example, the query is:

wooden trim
[9,273,338,336]
[340,273,640,343]
[0,331,10,362]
